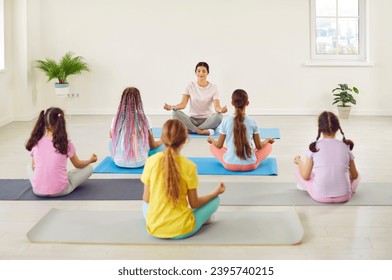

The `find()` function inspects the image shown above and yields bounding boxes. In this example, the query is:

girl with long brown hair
[208,89,274,171]
[294,111,360,203]
[25,107,97,196]
[141,119,225,239]
[110,87,162,167]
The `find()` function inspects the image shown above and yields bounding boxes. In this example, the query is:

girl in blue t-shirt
[207,89,274,171]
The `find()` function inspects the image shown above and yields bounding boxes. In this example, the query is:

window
[0,0,4,70]
[310,0,367,63]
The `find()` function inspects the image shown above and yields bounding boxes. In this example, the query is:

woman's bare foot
[196,128,214,135]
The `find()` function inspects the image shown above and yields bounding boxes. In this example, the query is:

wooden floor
[1,115,392,260]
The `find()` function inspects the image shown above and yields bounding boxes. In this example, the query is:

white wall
[0,0,41,125]
[2,0,392,124]
[0,0,12,126]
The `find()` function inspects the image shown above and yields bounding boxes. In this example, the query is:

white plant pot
[337,106,351,119]
[55,83,70,97]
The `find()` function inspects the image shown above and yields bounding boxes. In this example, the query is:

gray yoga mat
[1,179,390,205]
[27,207,303,245]
[198,182,392,206]
[0,179,143,200]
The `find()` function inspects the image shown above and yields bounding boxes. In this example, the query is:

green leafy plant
[36,51,90,84]
[332,83,359,107]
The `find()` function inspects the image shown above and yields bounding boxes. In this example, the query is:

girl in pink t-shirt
[294,111,360,203]
[25,107,97,197]
[163,62,228,135]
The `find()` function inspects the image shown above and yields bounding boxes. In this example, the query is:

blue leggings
[142,196,220,240]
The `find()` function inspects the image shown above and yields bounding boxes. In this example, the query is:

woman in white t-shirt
[164,62,227,135]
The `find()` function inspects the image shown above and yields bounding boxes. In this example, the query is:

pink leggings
[294,168,360,203]
[209,143,273,171]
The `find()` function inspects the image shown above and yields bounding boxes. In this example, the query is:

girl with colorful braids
[141,119,225,239]
[294,111,360,203]
[25,107,97,197]
[207,89,275,171]
[110,87,163,168]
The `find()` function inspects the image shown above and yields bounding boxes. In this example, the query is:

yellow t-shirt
[141,152,199,238]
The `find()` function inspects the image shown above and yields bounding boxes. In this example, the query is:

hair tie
[342,134,345,138]
[58,113,62,118]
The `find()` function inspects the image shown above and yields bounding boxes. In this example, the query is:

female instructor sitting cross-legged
[164,62,228,135]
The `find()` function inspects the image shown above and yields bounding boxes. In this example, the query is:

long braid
[309,129,322,152]
[112,87,150,161]
[339,126,354,150]
[232,89,252,160]
[161,119,188,206]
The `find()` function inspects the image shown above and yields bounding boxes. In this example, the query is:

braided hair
[309,111,354,152]
[111,87,149,161]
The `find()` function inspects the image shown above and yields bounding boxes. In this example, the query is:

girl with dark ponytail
[141,119,225,239]
[208,89,275,171]
[294,111,360,203]
[25,107,97,197]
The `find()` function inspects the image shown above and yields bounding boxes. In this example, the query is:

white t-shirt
[184,81,219,118]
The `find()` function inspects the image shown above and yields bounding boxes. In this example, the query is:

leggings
[27,163,93,197]
[172,110,223,132]
[142,196,220,239]
[209,143,273,171]
[294,168,360,203]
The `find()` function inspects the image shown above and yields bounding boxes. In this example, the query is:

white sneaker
[296,183,306,191]
[204,214,216,225]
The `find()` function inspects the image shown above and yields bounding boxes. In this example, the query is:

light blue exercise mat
[27,207,303,245]
[94,156,144,174]
[152,127,280,139]
[94,156,278,176]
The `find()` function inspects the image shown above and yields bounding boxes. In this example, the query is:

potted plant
[35,51,90,96]
[332,83,359,119]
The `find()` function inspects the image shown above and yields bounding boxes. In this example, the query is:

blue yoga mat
[94,156,278,176]
[152,127,280,139]
[94,156,144,174]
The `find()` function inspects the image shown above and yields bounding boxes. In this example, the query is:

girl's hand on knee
[294,155,302,165]
[90,153,98,163]
[215,182,226,195]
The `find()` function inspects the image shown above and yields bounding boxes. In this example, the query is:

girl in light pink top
[164,62,228,136]
[25,107,97,197]
[294,111,360,203]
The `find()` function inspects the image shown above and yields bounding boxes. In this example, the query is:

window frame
[309,0,369,65]
[0,0,4,71]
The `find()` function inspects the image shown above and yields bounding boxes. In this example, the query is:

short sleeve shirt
[184,81,219,118]
[30,136,76,195]
[219,115,259,165]
[141,152,198,238]
[305,138,355,197]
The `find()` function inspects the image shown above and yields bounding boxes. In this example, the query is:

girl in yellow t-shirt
[141,119,225,239]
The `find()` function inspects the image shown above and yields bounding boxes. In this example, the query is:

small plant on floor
[332,83,359,107]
